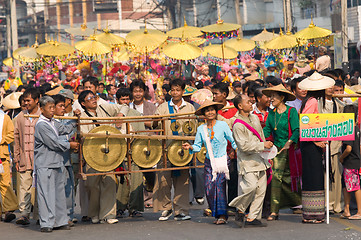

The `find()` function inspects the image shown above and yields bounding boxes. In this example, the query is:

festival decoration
[75,35,112,56]
[224,37,256,52]
[251,27,279,42]
[65,24,99,37]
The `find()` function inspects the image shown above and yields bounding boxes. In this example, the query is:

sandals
[349,214,361,220]
[302,219,324,224]
[267,214,279,221]
[340,214,351,219]
[213,218,227,225]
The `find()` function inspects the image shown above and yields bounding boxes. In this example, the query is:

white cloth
[203,125,229,181]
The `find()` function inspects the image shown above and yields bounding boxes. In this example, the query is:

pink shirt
[301,97,318,114]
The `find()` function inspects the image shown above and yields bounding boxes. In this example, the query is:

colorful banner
[300,113,355,141]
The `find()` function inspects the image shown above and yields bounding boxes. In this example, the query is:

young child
[339,105,361,220]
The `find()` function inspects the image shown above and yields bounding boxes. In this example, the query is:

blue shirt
[190,120,237,158]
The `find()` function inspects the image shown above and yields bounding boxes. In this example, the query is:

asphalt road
[2,203,361,240]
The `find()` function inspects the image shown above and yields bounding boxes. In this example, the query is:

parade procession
[2,0,361,238]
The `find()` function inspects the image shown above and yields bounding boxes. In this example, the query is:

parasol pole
[138,54,141,79]
[221,40,225,63]
[326,141,330,224]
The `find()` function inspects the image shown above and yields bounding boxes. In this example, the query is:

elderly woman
[262,84,302,221]
[183,100,237,225]
[298,72,335,224]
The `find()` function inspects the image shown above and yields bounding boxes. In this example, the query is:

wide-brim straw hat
[3,92,22,109]
[262,84,296,101]
[298,71,335,91]
[195,100,224,116]
[226,89,237,100]
[45,86,64,96]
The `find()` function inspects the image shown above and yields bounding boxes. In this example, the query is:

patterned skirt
[204,158,228,219]
[302,190,325,221]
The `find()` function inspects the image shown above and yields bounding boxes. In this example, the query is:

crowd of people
[0,47,361,232]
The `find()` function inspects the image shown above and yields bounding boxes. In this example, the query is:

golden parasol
[167,18,203,39]
[204,43,237,59]
[95,27,125,46]
[167,37,206,46]
[126,25,167,53]
[294,19,332,40]
[13,47,27,60]
[75,35,112,56]
[65,24,99,37]
[163,40,202,60]
[36,40,75,56]
[113,48,130,62]
[264,30,298,50]
[13,46,39,62]
[3,57,13,67]
[251,28,279,42]
[201,19,241,33]
[224,37,256,52]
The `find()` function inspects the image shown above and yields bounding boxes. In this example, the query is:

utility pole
[177,0,181,27]
[282,0,287,32]
[10,0,19,76]
[82,0,87,25]
[193,0,197,26]
[117,0,122,30]
[44,0,49,40]
[285,0,292,32]
[69,0,74,45]
[56,0,61,41]
[341,0,348,72]
[216,0,221,19]
[6,1,11,57]
[30,0,37,43]
[234,0,243,37]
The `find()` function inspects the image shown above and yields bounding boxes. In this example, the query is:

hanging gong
[131,139,162,168]
[170,121,181,132]
[167,141,193,167]
[196,146,207,164]
[182,121,196,135]
[82,125,127,172]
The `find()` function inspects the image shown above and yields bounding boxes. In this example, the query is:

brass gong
[131,139,162,168]
[82,125,126,172]
[196,146,207,164]
[170,121,181,132]
[182,121,196,135]
[167,141,193,167]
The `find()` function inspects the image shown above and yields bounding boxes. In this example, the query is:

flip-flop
[216,218,227,225]
[302,219,324,224]
[340,214,351,219]
[349,214,361,220]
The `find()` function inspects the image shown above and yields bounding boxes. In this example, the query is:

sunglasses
[85,95,97,101]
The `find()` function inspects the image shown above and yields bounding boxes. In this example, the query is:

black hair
[334,68,347,80]
[201,105,217,116]
[98,83,105,87]
[265,76,282,86]
[16,85,26,92]
[233,94,246,110]
[52,94,66,105]
[130,80,146,92]
[290,76,306,92]
[211,82,229,97]
[247,82,259,96]
[163,78,171,83]
[18,94,24,106]
[303,70,316,77]
[195,81,203,89]
[23,87,40,100]
[170,79,185,90]
[41,83,52,93]
[334,80,345,88]
[300,90,325,113]
[116,88,131,100]
[106,84,114,93]
[83,76,99,87]
[63,85,74,90]
[254,87,265,102]
[162,84,171,92]
[255,79,265,87]
[344,104,358,121]
[27,81,36,88]
[78,90,95,109]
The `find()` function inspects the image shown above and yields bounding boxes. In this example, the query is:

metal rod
[81,133,195,141]
[326,141,329,224]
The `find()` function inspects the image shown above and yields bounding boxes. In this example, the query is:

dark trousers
[227,158,238,206]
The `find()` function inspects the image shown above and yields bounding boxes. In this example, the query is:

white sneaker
[91,217,100,224]
[159,210,173,221]
[105,218,118,224]
[174,213,191,221]
[72,217,78,223]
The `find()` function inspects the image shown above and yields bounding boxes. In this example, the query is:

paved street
[2,203,361,240]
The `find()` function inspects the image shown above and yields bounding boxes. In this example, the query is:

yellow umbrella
[65,24,99,37]
[167,37,206,46]
[3,57,13,67]
[113,48,129,62]
[294,19,332,40]
[224,37,255,52]
[163,40,201,60]
[75,35,112,56]
[13,47,27,60]
[201,19,241,33]
[37,40,75,56]
[167,19,203,39]
[251,28,279,42]
[264,30,298,50]
[204,44,237,59]
[126,26,167,53]
[95,27,125,46]
[14,47,39,62]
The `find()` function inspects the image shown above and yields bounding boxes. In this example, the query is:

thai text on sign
[299,113,355,141]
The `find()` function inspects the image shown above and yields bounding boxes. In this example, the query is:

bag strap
[84,110,100,127]
[203,125,215,160]
[168,101,178,135]
[287,107,292,138]
[99,105,111,117]
[233,118,263,142]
